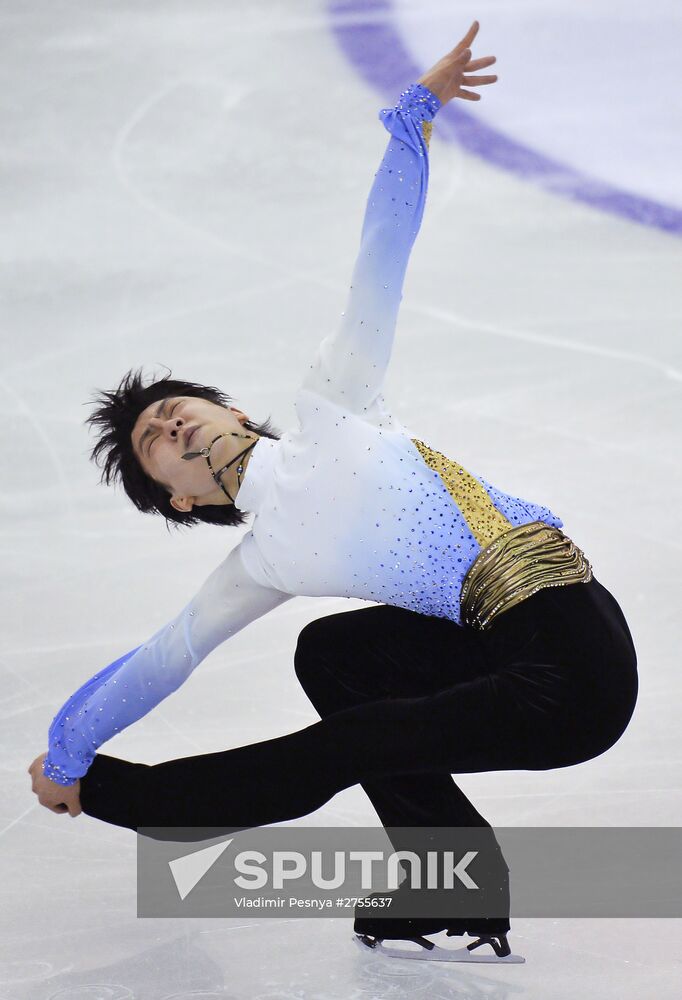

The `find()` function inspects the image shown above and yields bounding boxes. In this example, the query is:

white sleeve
[43,543,293,785]
[297,82,441,415]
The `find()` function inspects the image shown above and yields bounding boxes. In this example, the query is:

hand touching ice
[417,20,497,105]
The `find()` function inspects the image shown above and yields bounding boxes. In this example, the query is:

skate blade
[353,934,525,964]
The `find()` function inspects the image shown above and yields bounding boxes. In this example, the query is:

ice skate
[353,892,524,963]
[353,921,525,964]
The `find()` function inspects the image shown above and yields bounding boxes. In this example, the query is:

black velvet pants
[80,576,638,847]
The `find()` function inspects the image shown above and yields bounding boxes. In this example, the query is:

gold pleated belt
[459,520,593,631]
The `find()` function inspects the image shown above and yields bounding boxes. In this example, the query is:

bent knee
[294,614,354,680]
[293,621,325,682]
[540,697,638,770]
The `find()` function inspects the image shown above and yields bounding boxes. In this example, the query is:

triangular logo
[168,838,233,900]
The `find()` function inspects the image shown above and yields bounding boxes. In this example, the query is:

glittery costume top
[44,83,591,786]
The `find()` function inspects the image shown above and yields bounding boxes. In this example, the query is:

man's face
[131,396,251,513]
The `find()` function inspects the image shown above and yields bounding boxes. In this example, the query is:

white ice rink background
[1,1,681,997]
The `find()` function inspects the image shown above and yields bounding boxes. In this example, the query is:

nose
[150,415,184,439]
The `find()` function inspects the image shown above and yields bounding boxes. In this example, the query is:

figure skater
[28,21,638,962]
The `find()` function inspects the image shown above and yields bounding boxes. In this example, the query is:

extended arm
[297,81,440,415]
[43,544,293,786]
[297,22,497,415]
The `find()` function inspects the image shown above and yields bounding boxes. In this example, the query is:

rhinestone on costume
[41,80,588,787]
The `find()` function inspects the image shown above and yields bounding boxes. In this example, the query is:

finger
[452,20,479,54]
[459,20,479,47]
[42,800,66,812]
[457,90,482,101]
[467,55,496,71]
[461,75,498,85]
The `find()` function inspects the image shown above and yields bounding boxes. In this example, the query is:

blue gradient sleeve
[42,544,293,786]
[298,81,441,414]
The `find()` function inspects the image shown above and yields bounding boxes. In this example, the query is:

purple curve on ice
[328,0,682,237]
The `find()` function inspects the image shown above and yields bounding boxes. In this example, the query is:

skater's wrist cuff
[43,756,79,786]
[395,82,442,119]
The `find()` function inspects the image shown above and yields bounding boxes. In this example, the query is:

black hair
[84,365,281,533]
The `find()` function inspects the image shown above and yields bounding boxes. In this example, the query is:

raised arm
[296,81,439,414]
[42,543,293,786]
[298,21,497,415]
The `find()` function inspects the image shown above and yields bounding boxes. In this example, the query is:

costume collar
[234,435,278,513]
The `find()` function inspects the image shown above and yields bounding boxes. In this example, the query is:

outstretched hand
[417,20,497,105]
[28,752,82,816]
